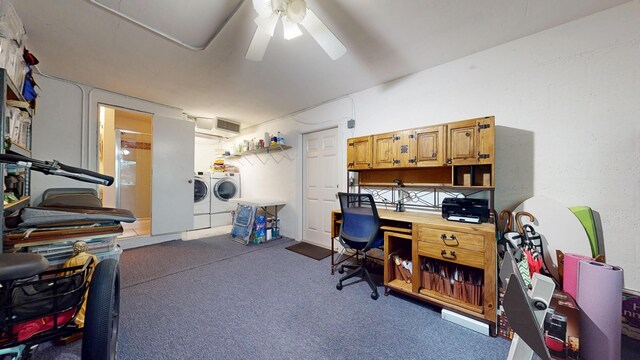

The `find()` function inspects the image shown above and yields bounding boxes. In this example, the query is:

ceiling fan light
[253,0,272,17]
[271,0,288,13]
[287,0,307,23]
[282,17,303,40]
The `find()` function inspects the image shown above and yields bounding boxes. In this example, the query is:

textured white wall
[31,76,89,205]
[194,135,224,173]
[231,2,640,290]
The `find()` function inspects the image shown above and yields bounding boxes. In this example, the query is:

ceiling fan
[246,0,347,61]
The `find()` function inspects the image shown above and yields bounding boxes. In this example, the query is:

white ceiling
[13,0,630,127]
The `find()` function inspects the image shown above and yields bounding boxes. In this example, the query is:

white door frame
[295,122,347,245]
[89,89,185,172]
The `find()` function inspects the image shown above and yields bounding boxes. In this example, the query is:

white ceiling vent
[215,118,241,135]
[195,117,214,130]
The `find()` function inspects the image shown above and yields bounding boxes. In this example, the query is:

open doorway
[98,105,153,238]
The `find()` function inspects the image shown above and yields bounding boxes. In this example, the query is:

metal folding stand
[501,250,555,360]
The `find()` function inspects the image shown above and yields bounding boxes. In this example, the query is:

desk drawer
[417,226,485,252]
[417,242,484,269]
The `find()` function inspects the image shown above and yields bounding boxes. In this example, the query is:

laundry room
[1,1,639,360]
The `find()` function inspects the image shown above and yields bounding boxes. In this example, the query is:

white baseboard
[441,309,489,336]
[181,225,233,240]
[118,233,180,249]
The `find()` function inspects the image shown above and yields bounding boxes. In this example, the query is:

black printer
[441,197,489,223]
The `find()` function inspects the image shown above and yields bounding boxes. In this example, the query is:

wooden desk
[331,209,497,333]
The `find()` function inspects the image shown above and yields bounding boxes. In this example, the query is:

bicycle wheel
[82,259,120,360]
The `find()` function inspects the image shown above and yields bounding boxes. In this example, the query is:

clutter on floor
[496,197,625,360]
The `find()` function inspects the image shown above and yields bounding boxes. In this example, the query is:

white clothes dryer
[210,172,240,227]
[193,171,211,229]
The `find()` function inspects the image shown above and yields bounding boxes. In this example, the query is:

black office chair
[335,192,384,300]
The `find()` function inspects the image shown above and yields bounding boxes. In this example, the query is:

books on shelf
[4,105,30,150]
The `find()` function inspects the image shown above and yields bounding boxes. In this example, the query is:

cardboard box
[622,289,640,340]
[497,287,514,340]
[545,290,580,359]
[498,288,580,360]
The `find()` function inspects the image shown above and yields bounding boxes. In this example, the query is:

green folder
[569,206,599,257]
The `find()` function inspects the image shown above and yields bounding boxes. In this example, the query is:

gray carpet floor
[29,234,640,359]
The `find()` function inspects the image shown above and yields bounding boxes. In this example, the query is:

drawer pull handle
[440,250,457,260]
[440,234,459,246]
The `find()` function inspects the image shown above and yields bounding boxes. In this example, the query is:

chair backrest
[337,192,380,251]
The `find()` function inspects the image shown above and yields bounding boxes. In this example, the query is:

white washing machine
[210,172,240,227]
[193,171,211,230]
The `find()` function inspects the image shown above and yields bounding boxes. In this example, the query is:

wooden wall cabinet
[347,135,372,170]
[446,117,494,165]
[372,132,396,168]
[412,125,445,167]
[372,127,446,169]
[346,116,495,188]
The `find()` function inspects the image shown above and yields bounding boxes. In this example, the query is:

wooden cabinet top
[347,116,494,143]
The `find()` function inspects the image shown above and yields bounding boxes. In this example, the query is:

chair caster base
[336,283,343,291]
[371,291,379,300]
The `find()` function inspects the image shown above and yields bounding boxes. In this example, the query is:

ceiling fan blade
[300,8,346,60]
[282,17,303,40]
[254,13,279,36]
[246,27,272,61]
[252,0,272,17]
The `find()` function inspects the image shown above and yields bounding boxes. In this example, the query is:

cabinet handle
[446,158,452,165]
[440,234,459,246]
[441,250,457,260]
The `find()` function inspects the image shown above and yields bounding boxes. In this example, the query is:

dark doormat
[286,242,334,260]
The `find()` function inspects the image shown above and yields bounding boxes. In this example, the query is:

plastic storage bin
[95,245,123,263]
[28,235,119,265]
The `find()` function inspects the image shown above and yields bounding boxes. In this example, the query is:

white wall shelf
[222,144,292,165]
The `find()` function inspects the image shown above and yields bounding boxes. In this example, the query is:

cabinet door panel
[417,226,486,252]
[476,117,494,164]
[347,136,372,170]
[413,125,444,167]
[394,130,413,167]
[417,242,485,269]
[373,133,396,168]
[448,120,477,165]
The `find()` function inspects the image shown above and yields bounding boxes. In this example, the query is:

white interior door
[151,116,195,235]
[303,127,339,248]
